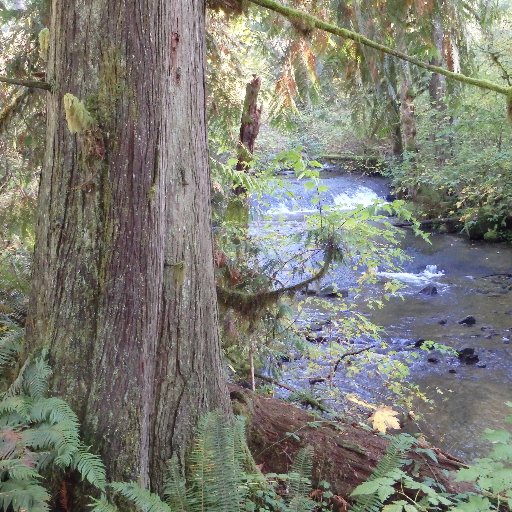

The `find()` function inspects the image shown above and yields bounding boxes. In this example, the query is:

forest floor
[230,386,473,508]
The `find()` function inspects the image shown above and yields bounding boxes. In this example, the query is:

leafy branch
[247,0,512,98]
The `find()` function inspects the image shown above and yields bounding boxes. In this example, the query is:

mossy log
[230,386,470,501]
[393,216,462,229]
[320,154,384,174]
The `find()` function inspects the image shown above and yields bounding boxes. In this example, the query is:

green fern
[0,350,108,510]
[109,482,174,512]
[72,443,107,491]
[187,411,247,512]
[286,446,316,512]
[0,321,23,371]
[0,478,51,512]
[350,434,416,512]
[1,350,315,512]
[89,497,121,512]
[163,455,189,511]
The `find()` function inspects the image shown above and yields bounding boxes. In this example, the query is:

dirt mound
[230,386,470,502]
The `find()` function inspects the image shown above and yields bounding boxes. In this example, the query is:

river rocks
[481,326,497,339]
[457,347,479,364]
[302,285,349,298]
[438,319,447,325]
[458,315,476,326]
[305,332,328,343]
[420,285,438,295]
[309,322,325,332]
[318,284,349,298]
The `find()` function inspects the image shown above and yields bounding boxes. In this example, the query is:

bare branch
[0,75,52,91]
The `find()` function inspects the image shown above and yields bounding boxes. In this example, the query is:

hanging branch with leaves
[246,0,512,116]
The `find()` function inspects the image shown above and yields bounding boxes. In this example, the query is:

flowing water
[251,168,512,461]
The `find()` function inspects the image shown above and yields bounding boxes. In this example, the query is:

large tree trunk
[25,0,229,495]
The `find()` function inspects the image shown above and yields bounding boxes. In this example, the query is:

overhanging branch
[248,0,512,98]
[217,239,337,315]
[0,75,52,91]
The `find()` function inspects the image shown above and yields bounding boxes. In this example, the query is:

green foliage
[286,446,316,512]
[453,407,512,510]
[352,405,512,512]
[109,482,173,512]
[93,411,322,512]
[0,342,107,511]
[0,320,22,372]
[351,434,416,512]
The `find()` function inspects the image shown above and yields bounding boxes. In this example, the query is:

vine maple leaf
[369,406,401,434]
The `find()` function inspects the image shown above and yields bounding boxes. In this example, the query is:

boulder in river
[457,347,479,364]
[458,315,476,326]
[318,284,349,298]
[420,285,438,295]
[414,338,427,348]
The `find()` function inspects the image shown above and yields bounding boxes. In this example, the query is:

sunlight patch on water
[332,187,379,209]
[377,264,446,286]
[265,186,379,216]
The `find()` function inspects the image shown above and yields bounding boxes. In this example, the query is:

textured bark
[429,14,447,110]
[236,75,262,173]
[398,60,417,153]
[233,75,262,196]
[26,0,229,495]
[428,7,452,161]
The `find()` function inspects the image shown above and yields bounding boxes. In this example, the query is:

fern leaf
[0,322,23,370]
[351,434,416,512]
[0,395,31,420]
[288,446,313,499]
[0,479,50,512]
[89,496,121,512]
[188,411,245,512]
[207,412,244,512]
[22,423,79,468]
[163,455,188,511]
[27,397,81,466]
[4,357,31,397]
[72,444,107,491]
[0,458,42,481]
[23,356,51,399]
[187,413,211,512]
[233,415,260,477]
[288,495,317,512]
[110,482,173,512]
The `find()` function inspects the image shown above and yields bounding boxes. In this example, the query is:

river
[251,168,512,461]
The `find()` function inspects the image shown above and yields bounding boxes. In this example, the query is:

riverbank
[251,168,512,461]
